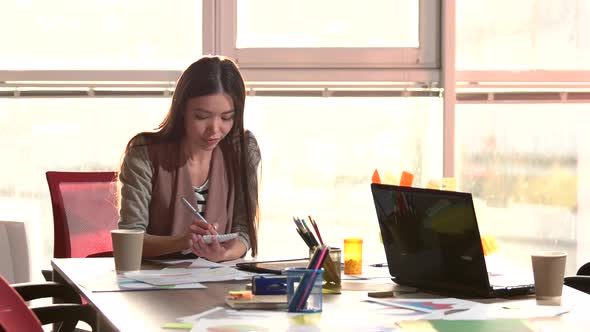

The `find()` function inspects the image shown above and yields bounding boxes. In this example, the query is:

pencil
[294,217,315,249]
[182,196,209,224]
[308,216,324,245]
[295,227,313,248]
[296,246,329,310]
[299,218,319,247]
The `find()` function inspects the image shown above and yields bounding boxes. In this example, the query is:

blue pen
[181,196,208,224]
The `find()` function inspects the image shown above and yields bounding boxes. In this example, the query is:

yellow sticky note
[426,179,441,190]
[162,322,193,329]
[397,320,437,331]
[442,177,456,191]
[382,171,398,185]
[481,235,499,256]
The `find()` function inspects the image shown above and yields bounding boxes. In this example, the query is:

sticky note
[426,179,441,190]
[162,322,193,329]
[398,319,533,332]
[442,177,456,191]
[481,235,498,256]
[228,290,254,299]
[382,171,398,185]
[400,171,414,187]
[372,169,381,184]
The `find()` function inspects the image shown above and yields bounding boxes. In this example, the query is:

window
[0,0,202,70]
[6,1,588,280]
[455,0,590,274]
[0,98,170,274]
[456,0,590,70]
[244,96,443,258]
[237,0,418,48]
[217,0,439,81]
[455,103,588,274]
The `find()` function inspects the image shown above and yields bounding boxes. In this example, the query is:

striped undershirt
[193,179,209,214]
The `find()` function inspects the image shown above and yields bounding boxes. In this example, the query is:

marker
[181,197,208,224]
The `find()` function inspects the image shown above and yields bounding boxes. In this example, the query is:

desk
[52,258,590,332]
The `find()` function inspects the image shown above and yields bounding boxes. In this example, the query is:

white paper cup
[111,229,144,272]
[531,251,567,305]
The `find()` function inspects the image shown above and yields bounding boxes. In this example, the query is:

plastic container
[285,268,324,313]
[344,238,363,275]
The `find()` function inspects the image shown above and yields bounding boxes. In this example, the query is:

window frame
[213,0,441,82]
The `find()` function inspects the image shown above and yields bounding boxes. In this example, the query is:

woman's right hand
[188,219,218,236]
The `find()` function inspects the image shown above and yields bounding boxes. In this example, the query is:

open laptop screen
[371,183,491,296]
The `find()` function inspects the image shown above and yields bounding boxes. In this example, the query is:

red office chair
[46,171,119,259]
[0,275,96,332]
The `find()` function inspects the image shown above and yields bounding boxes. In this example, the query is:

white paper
[189,307,405,332]
[124,267,249,286]
[188,258,226,268]
[80,272,205,292]
[444,301,570,320]
[365,297,478,313]
[177,306,225,323]
[145,258,197,265]
[191,318,289,332]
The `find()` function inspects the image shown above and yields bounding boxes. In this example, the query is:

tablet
[235,258,309,275]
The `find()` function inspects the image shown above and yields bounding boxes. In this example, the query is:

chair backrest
[46,171,119,258]
[0,275,42,332]
[578,262,590,276]
[0,220,31,283]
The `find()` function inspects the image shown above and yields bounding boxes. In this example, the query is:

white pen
[181,196,209,224]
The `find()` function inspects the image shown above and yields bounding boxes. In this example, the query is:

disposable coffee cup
[531,251,567,305]
[111,229,144,272]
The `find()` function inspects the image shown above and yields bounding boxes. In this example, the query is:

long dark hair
[125,56,259,256]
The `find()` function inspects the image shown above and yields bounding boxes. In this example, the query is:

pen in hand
[181,196,209,224]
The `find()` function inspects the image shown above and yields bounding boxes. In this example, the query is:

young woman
[118,56,260,262]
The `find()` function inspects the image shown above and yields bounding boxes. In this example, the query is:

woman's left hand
[189,234,235,262]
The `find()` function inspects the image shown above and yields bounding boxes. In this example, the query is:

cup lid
[531,251,567,257]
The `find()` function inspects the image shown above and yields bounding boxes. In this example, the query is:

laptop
[370,183,535,298]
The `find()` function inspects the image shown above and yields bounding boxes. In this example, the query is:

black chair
[0,275,96,332]
[564,262,590,294]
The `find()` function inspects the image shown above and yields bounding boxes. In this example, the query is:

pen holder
[309,247,341,292]
[285,268,324,313]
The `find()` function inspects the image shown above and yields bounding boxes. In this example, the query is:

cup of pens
[309,247,341,291]
[294,216,341,292]
[285,268,324,313]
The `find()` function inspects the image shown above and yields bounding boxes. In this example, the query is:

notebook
[370,183,535,298]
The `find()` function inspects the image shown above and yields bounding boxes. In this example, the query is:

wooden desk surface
[52,258,590,332]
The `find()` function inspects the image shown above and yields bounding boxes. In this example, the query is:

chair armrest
[86,250,113,258]
[564,275,590,294]
[33,304,96,332]
[11,282,82,304]
[42,269,53,281]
